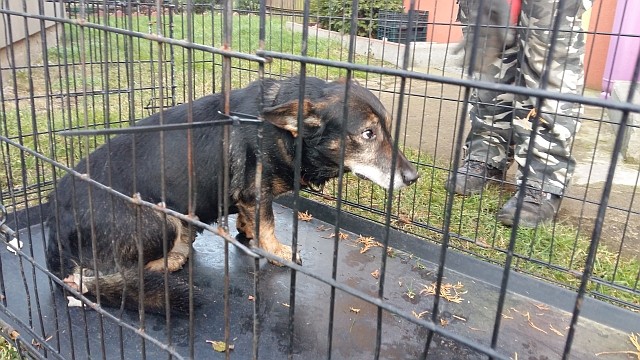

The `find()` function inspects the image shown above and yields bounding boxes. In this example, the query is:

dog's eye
[361,129,375,140]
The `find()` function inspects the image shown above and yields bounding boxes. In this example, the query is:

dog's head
[262,78,419,190]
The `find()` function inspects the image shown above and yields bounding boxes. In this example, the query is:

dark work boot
[497,188,562,228]
[445,160,505,195]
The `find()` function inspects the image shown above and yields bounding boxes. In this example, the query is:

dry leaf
[281,303,290,308]
[349,307,360,314]
[452,315,467,322]
[206,340,234,352]
[357,235,381,254]
[9,330,19,341]
[595,332,640,358]
[534,303,550,311]
[527,320,547,334]
[297,211,313,222]
[339,232,349,240]
[440,318,449,326]
[316,225,330,231]
[370,269,380,279]
[412,310,429,319]
[501,313,514,319]
[247,295,255,301]
[420,281,466,303]
[549,324,564,337]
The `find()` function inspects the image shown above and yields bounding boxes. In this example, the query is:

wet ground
[1,199,637,359]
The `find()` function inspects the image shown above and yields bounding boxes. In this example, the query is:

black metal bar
[256,50,640,114]
[562,5,640,358]
[0,7,267,64]
[56,117,262,136]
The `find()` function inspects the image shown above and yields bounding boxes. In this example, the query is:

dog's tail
[85,268,200,315]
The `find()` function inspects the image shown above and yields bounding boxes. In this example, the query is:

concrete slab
[1,202,637,359]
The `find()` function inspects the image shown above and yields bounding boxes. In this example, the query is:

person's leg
[497,0,591,226]
[447,0,519,195]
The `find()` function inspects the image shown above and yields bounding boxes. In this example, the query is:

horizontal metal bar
[0,136,260,259]
[256,50,640,114]
[0,247,185,359]
[58,117,262,136]
[0,8,266,64]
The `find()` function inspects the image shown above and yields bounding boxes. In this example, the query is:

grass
[0,338,20,359]
[306,147,640,308]
[1,12,384,198]
[1,12,638,311]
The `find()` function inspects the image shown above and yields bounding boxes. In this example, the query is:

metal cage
[0,0,639,359]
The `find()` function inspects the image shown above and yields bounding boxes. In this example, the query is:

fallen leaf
[412,310,429,319]
[316,225,330,231]
[527,319,548,334]
[339,232,349,240]
[349,307,360,314]
[595,332,640,358]
[420,281,466,303]
[247,295,255,301]
[452,315,467,322]
[357,235,381,254]
[549,324,564,337]
[298,211,313,222]
[206,340,234,352]
[370,269,380,279]
[281,303,290,308]
[534,303,550,311]
[440,318,449,326]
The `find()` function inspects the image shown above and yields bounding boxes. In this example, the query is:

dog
[45,76,419,314]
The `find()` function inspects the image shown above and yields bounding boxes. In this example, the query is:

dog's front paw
[251,241,302,266]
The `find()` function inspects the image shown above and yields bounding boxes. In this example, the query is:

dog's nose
[402,165,419,186]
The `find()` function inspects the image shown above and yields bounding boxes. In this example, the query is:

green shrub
[310,0,403,37]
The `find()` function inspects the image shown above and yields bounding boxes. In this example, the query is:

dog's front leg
[236,199,302,265]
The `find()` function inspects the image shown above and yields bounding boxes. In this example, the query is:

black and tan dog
[46,76,419,314]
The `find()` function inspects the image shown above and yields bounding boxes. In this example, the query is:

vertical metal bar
[183,1,198,358]
[422,0,485,353]
[222,0,233,358]
[562,28,640,360]
[286,0,311,356]
[488,1,569,356]
[253,0,268,357]
[324,0,359,357]
[374,2,417,359]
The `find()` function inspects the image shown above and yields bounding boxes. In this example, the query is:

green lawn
[1,12,638,314]
[306,147,640,308]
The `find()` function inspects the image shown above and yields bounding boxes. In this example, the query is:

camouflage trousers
[457,0,592,195]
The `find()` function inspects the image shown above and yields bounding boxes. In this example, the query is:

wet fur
[46,77,418,315]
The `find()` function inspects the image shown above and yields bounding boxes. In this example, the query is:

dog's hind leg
[236,210,255,239]
[145,216,195,272]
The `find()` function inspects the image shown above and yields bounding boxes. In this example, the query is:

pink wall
[404,0,462,43]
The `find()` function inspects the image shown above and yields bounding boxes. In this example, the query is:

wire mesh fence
[0,0,639,358]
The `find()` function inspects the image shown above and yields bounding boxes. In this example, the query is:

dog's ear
[262,99,320,137]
